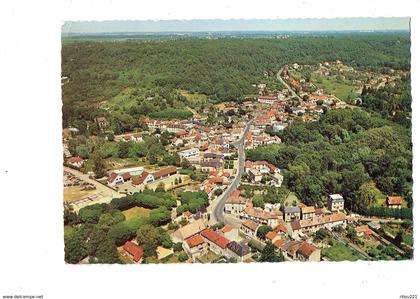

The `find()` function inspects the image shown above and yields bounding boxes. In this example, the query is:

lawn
[322,242,359,261]
[122,207,151,220]
[311,73,359,102]
[103,88,138,111]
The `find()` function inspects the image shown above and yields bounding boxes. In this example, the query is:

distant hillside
[62,34,410,127]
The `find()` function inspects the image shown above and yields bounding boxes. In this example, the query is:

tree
[136,224,160,257]
[64,205,79,225]
[395,231,403,246]
[260,243,284,262]
[108,223,133,246]
[64,230,87,264]
[92,152,107,178]
[178,252,189,262]
[95,239,120,263]
[355,181,380,212]
[256,225,272,240]
[314,228,329,242]
[173,242,183,252]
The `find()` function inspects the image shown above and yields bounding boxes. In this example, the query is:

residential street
[276,68,304,101]
[209,120,252,225]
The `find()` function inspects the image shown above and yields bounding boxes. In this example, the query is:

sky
[62,18,410,34]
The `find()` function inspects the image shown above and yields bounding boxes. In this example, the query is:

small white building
[178,148,199,160]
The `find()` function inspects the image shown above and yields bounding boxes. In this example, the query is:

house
[178,148,200,160]
[328,194,345,212]
[281,240,302,260]
[284,207,301,222]
[67,156,83,168]
[257,95,278,105]
[94,117,108,129]
[386,196,402,209]
[224,195,247,216]
[265,231,282,243]
[240,220,259,237]
[171,219,207,243]
[114,132,143,143]
[301,206,316,220]
[296,242,321,262]
[183,234,207,261]
[273,223,289,235]
[201,228,230,256]
[122,241,144,263]
[132,171,154,186]
[107,172,131,187]
[226,241,251,262]
[153,166,177,181]
[355,225,374,238]
[290,213,348,239]
[132,166,177,187]
[242,206,283,228]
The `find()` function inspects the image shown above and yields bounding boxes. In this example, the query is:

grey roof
[227,241,250,257]
[284,207,301,213]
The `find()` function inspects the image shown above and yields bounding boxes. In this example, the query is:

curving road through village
[210,120,252,224]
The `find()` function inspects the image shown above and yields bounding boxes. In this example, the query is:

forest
[62,33,410,129]
[247,108,412,212]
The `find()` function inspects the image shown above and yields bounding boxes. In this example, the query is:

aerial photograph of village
[62,18,413,264]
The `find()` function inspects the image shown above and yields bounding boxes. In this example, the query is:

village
[63,61,412,264]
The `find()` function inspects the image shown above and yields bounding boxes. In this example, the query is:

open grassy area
[122,206,151,220]
[311,73,359,102]
[322,242,359,261]
[197,251,220,263]
[103,88,138,110]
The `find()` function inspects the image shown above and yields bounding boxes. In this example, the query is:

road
[276,68,304,101]
[210,120,252,224]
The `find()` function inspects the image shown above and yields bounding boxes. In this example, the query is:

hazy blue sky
[62,18,410,34]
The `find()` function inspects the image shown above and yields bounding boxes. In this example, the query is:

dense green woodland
[248,108,412,212]
[62,34,410,128]
[64,189,209,263]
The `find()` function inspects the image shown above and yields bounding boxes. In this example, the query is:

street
[209,120,252,225]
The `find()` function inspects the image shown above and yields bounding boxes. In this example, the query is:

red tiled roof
[107,172,118,183]
[274,224,288,234]
[132,171,150,185]
[68,156,83,164]
[387,196,402,205]
[265,231,278,240]
[221,224,234,233]
[273,239,286,249]
[122,241,144,262]
[215,236,230,249]
[242,220,259,231]
[153,166,177,180]
[121,172,131,180]
[297,242,318,258]
[186,235,205,248]
[201,228,220,243]
[183,211,192,218]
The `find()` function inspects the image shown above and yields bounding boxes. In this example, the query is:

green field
[311,73,359,102]
[322,242,359,261]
